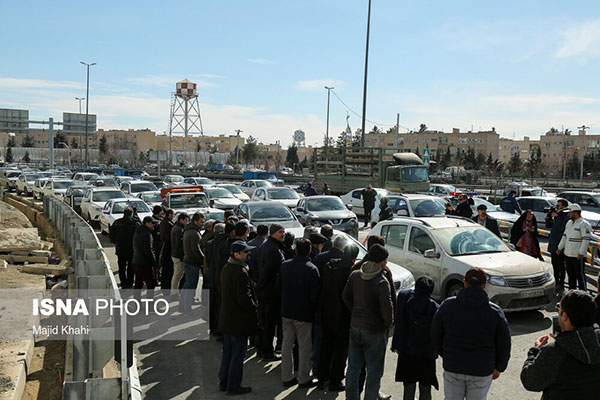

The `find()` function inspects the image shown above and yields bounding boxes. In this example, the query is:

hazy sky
[1,1,600,146]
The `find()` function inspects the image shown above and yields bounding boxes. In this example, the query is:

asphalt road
[93,224,572,400]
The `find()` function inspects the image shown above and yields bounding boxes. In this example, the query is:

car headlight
[487,274,507,286]
[400,274,415,290]
[544,268,553,282]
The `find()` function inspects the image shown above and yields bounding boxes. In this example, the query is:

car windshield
[249,205,295,222]
[205,211,225,222]
[195,178,214,185]
[53,181,75,189]
[168,176,184,183]
[222,185,243,194]
[256,181,272,188]
[94,178,117,186]
[207,188,235,199]
[143,193,163,203]
[408,198,446,216]
[93,191,125,202]
[268,188,299,199]
[306,198,346,211]
[170,193,208,208]
[401,167,429,183]
[25,174,40,181]
[112,201,150,214]
[530,188,544,196]
[70,188,86,197]
[7,172,21,177]
[131,182,158,192]
[82,174,98,181]
[432,227,510,256]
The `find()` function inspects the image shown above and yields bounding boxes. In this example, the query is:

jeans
[281,318,312,384]
[345,327,387,400]
[565,256,587,290]
[404,382,432,400]
[443,371,492,400]
[170,257,184,296]
[219,335,248,392]
[179,264,201,314]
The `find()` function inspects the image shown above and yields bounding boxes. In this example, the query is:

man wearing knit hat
[342,244,394,400]
[256,223,286,361]
[431,267,511,400]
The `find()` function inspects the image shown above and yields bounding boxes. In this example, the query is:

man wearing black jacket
[159,209,174,290]
[111,207,139,289]
[471,204,501,238]
[445,194,474,219]
[170,213,189,296]
[545,199,569,291]
[179,212,205,315]
[431,267,511,400]
[132,216,157,291]
[256,223,286,361]
[521,290,600,399]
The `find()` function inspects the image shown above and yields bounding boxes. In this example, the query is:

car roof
[557,191,596,195]
[48,178,74,182]
[391,193,443,200]
[87,186,123,192]
[382,216,478,229]
[244,201,290,207]
[111,197,145,203]
[516,196,556,200]
[303,195,341,200]
[127,180,153,184]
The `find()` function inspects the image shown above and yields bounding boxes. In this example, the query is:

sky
[1,1,600,147]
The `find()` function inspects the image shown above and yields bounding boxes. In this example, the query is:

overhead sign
[149,150,168,162]
[422,147,430,167]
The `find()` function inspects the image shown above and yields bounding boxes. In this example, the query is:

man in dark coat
[431,267,511,400]
[218,240,258,395]
[309,232,327,262]
[500,191,522,214]
[304,182,318,197]
[169,213,189,296]
[151,205,164,282]
[378,197,394,223]
[256,223,286,361]
[159,209,175,290]
[360,185,377,227]
[320,224,333,251]
[471,204,501,238]
[179,212,205,315]
[521,290,600,399]
[313,235,347,272]
[445,194,473,219]
[111,206,139,288]
[132,216,157,291]
[247,224,268,281]
[545,198,569,291]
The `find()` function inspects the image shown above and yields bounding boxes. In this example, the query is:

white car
[73,172,99,183]
[16,173,41,196]
[1,170,22,192]
[135,191,164,209]
[370,194,448,225]
[340,188,389,216]
[41,179,77,201]
[204,186,242,210]
[100,198,152,235]
[368,216,555,312]
[120,180,158,196]
[183,177,215,186]
[163,175,185,186]
[81,187,127,223]
[32,178,50,200]
[428,184,457,197]
[239,179,273,196]
[251,186,301,209]
[114,176,134,185]
[216,184,250,202]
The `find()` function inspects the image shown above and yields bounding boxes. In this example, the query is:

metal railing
[44,196,140,399]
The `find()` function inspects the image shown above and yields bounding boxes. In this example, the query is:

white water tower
[168,79,204,164]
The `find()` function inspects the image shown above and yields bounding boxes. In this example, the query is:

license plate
[520,289,545,298]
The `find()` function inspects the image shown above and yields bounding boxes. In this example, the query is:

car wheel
[446,282,464,299]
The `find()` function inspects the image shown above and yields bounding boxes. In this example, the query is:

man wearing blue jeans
[179,212,205,315]
[342,244,393,400]
[432,267,511,400]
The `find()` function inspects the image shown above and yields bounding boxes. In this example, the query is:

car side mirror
[397,209,409,216]
[297,207,304,212]
[103,209,109,214]
[424,249,440,259]
[209,199,215,207]
[346,204,353,210]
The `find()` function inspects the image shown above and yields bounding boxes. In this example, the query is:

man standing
[343,244,393,400]
[557,204,591,290]
[320,224,333,251]
[256,223,286,361]
[247,224,268,281]
[445,194,473,219]
[159,209,175,291]
[309,233,327,262]
[111,207,139,289]
[361,185,377,227]
[170,213,189,297]
[218,240,259,395]
[277,238,321,388]
[471,204,501,237]
[151,205,164,282]
[132,216,157,291]
[179,212,205,315]
[546,199,570,292]
[304,182,318,197]
[521,290,600,398]
[207,223,225,335]
[431,267,511,400]
[500,191,522,215]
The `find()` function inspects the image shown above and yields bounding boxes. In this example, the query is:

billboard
[62,112,96,135]
[0,108,29,133]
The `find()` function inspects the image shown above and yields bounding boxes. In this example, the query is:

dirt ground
[0,201,33,229]
[21,340,65,400]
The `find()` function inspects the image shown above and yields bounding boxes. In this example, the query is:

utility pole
[80,61,96,167]
[579,125,590,181]
[394,113,399,150]
[235,129,242,165]
[324,86,333,167]
[360,0,372,147]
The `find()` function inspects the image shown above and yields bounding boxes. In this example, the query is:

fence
[43,196,141,399]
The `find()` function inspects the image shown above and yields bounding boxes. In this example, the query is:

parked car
[233,201,303,230]
[251,186,301,209]
[64,186,88,214]
[16,173,41,196]
[114,176,134,186]
[504,181,548,197]
[339,188,389,216]
[516,196,559,226]
[556,191,600,213]
[88,177,119,188]
[204,186,242,210]
[100,198,152,235]
[446,196,519,237]
[163,175,185,186]
[144,176,166,190]
[294,195,359,238]
[367,216,555,311]
[183,177,215,186]
[41,179,76,201]
[239,179,273,196]
[81,187,127,224]
[73,172,99,183]
[0,169,22,192]
[216,183,250,202]
[120,180,158,196]
[370,194,447,225]
[135,191,164,209]
[32,178,50,200]
[427,184,458,197]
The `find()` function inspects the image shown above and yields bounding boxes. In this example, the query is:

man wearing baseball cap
[218,240,258,395]
[431,267,511,400]
[472,204,501,238]
[557,203,591,290]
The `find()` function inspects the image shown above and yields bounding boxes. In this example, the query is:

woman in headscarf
[510,210,543,260]
[392,276,440,400]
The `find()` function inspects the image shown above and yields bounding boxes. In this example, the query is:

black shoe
[298,379,318,388]
[262,354,280,362]
[329,382,345,391]
[283,378,298,388]
[227,386,251,395]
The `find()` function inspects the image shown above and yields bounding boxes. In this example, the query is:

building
[498,136,541,164]
[155,133,245,153]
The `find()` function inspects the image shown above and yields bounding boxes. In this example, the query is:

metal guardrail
[43,196,139,399]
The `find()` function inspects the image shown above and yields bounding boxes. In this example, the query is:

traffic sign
[422,147,430,167]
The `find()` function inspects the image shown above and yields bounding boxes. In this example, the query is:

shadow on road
[507,310,553,336]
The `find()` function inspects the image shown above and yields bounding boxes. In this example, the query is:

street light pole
[579,125,590,181]
[75,97,84,114]
[360,0,372,147]
[235,129,242,165]
[324,86,333,147]
[80,61,96,167]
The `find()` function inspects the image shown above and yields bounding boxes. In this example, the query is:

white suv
[81,187,126,223]
[16,173,41,196]
[368,216,555,312]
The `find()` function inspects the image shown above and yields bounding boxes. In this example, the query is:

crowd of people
[109,197,600,399]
